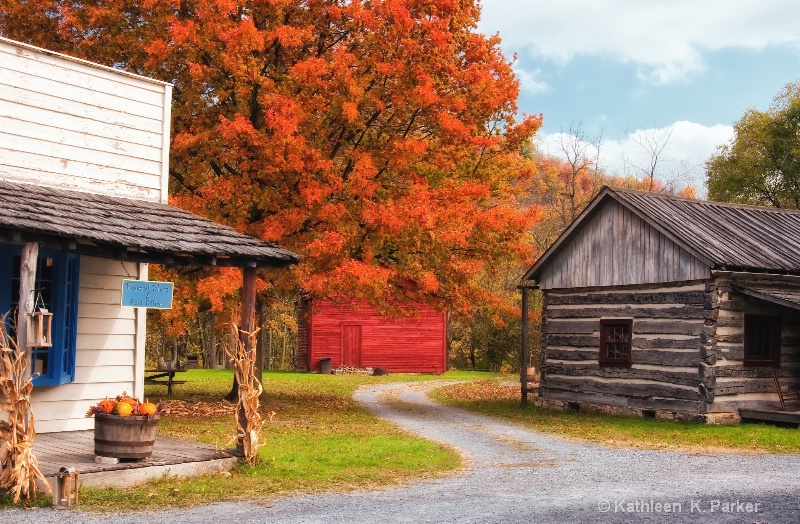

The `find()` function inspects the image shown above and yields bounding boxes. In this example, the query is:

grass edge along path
[2,370,500,511]
[431,379,800,455]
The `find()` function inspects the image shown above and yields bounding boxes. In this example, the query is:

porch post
[520,286,529,408]
[240,266,257,341]
[236,265,258,449]
[17,242,39,380]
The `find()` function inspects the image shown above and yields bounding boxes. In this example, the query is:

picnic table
[144,368,187,395]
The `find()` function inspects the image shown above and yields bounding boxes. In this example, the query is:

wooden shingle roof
[0,180,300,268]
[523,186,800,283]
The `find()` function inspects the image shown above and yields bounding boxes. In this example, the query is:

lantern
[53,466,80,509]
[26,308,53,348]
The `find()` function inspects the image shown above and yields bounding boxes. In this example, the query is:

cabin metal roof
[523,186,800,284]
[0,180,300,268]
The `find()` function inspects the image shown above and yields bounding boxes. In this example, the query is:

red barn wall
[306,300,446,373]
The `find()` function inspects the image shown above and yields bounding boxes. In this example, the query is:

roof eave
[0,226,300,270]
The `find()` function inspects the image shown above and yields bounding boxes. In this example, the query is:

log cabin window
[743,314,781,367]
[1,246,79,386]
[599,319,633,367]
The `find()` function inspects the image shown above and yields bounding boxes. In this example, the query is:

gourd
[114,401,134,417]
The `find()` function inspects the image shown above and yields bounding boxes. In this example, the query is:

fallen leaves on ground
[437,380,523,402]
[159,400,237,418]
[159,400,278,420]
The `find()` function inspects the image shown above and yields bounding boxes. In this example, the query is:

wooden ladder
[772,367,800,411]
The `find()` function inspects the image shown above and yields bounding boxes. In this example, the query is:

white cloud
[514,66,549,94]
[480,0,800,84]
[535,121,734,196]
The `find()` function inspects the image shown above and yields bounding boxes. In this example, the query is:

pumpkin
[97,398,116,414]
[139,402,158,416]
[114,401,134,417]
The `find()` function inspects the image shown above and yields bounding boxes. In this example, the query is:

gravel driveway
[4,381,800,523]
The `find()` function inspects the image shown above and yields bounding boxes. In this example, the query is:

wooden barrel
[94,413,160,459]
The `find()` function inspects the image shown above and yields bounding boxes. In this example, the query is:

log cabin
[297,298,447,373]
[0,37,299,432]
[520,186,800,424]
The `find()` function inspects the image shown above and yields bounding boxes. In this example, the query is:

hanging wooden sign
[121,280,174,309]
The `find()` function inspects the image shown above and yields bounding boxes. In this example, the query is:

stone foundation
[533,397,741,424]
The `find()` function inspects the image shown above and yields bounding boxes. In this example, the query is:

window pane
[601,320,632,365]
[744,315,780,366]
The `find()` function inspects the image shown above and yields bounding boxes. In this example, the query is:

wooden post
[16,243,38,435]
[224,266,258,406]
[520,286,529,408]
[17,243,39,380]
[237,266,257,450]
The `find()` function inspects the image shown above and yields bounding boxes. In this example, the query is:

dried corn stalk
[223,323,263,464]
[0,312,51,502]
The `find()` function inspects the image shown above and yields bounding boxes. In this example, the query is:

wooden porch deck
[34,430,237,489]
[739,408,800,428]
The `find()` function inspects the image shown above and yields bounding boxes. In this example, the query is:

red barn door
[341,324,362,367]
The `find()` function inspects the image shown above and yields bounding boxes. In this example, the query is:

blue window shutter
[59,254,79,383]
[1,245,79,386]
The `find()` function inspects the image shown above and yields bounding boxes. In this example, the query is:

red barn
[297,299,447,373]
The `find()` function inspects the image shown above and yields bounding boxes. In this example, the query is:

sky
[477,0,800,195]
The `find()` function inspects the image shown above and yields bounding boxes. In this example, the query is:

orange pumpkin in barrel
[97,398,116,414]
[138,402,158,416]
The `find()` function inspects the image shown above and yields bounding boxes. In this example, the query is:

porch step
[740,408,800,427]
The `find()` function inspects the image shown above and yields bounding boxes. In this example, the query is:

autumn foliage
[1,1,542,319]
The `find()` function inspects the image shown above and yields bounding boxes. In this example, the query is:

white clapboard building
[0,37,298,433]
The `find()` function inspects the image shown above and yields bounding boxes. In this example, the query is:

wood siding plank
[537,201,710,290]
[0,39,169,202]
[32,257,137,432]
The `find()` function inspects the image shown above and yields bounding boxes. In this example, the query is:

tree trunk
[268,329,273,369]
[280,326,287,369]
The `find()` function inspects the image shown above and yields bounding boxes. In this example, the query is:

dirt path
[5,381,800,523]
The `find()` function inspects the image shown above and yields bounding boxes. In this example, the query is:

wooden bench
[145,368,187,395]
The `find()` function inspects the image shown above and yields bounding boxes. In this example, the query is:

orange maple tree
[2,1,541,319]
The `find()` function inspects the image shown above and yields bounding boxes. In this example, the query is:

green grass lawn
[6,370,498,510]
[432,380,800,455]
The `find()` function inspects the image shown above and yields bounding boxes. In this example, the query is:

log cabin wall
[540,280,713,416]
[527,188,800,419]
[709,274,800,412]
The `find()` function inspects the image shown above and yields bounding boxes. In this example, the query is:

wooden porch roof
[734,283,800,311]
[0,180,300,268]
[523,187,800,284]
